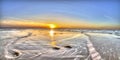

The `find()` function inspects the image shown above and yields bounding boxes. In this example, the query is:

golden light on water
[51,41,57,47]
[49,24,57,47]
[49,29,54,37]
[49,24,56,37]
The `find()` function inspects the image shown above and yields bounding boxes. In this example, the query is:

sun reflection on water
[49,24,57,47]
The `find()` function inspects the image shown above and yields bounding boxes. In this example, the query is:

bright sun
[49,24,56,28]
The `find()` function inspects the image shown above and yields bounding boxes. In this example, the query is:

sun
[49,24,56,28]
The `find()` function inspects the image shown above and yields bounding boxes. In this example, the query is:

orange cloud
[0,16,119,29]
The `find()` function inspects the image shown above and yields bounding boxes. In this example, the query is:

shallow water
[0,29,120,60]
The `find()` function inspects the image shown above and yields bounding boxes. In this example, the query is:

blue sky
[1,1,120,27]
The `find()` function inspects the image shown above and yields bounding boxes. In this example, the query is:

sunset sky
[1,0,120,29]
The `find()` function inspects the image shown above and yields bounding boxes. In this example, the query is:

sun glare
[49,29,54,37]
[48,24,57,47]
[49,24,56,28]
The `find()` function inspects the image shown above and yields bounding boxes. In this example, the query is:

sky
[1,0,120,29]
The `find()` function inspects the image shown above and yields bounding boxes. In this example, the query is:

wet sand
[0,29,120,60]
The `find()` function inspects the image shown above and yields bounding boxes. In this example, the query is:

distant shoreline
[0,27,120,30]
